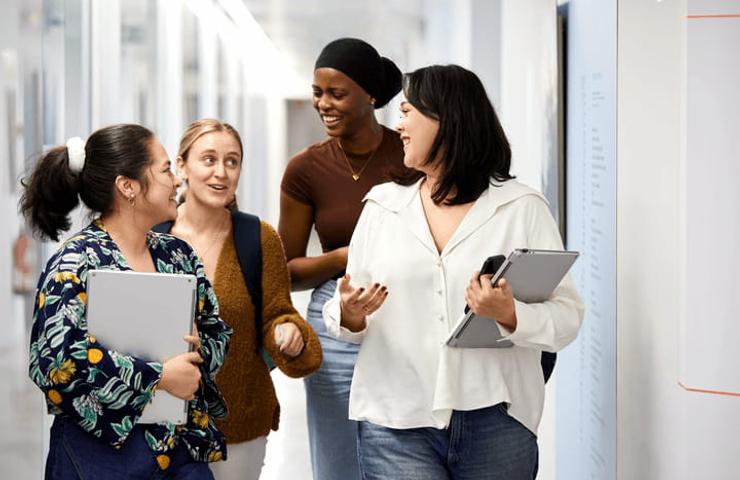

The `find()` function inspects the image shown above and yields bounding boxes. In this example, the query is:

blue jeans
[46,416,214,480]
[357,404,538,480]
[303,279,361,480]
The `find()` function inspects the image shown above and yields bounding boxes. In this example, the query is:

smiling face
[396,100,441,175]
[139,138,180,223]
[312,67,375,138]
[177,130,242,210]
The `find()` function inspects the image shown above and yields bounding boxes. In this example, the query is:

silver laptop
[86,269,197,424]
[446,249,579,348]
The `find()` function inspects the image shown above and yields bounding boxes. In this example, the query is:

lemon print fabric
[87,348,104,364]
[48,389,63,405]
[156,454,171,470]
[28,221,232,463]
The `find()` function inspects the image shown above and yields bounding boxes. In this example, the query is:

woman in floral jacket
[21,124,232,479]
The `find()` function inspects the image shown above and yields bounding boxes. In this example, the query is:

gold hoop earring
[129,194,135,208]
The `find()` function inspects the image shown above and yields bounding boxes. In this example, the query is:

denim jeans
[357,404,538,480]
[303,279,361,480]
[46,416,214,480]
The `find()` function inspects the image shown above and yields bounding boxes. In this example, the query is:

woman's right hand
[338,274,388,332]
[159,351,203,401]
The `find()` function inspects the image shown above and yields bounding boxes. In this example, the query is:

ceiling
[241,0,426,85]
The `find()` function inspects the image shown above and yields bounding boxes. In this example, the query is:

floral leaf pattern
[29,220,232,461]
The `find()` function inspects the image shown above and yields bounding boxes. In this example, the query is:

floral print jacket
[29,220,233,464]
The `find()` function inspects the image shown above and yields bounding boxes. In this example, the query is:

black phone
[464,255,506,314]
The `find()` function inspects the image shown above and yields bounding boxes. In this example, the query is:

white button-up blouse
[323,179,584,434]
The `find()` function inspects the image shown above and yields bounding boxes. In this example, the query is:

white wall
[617,0,739,478]
[557,0,618,478]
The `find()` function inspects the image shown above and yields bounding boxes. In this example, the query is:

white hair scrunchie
[66,137,86,174]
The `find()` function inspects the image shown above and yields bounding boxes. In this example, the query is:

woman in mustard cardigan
[166,119,322,480]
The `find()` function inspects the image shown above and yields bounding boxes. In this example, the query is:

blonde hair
[177,119,243,210]
[177,118,244,163]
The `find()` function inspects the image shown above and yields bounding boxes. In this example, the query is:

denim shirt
[29,219,232,464]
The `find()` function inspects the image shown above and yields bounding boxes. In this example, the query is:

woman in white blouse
[323,64,584,479]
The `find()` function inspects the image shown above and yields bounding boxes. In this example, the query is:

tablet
[446,249,579,348]
[86,269,197,424]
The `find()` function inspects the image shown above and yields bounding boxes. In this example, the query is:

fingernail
[374,283,380,288]
[359,288,365,293]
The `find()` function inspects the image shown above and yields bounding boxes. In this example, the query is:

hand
[274,323,304,357]
[159,351,203,401]
[183,334,201,352]
[465,272,517,330]
[339,274,388,332]
[184,323,201,351]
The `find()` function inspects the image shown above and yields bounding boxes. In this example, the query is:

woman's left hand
[465,271,518,331]
[184,322,201,351]
[275,323,305,357]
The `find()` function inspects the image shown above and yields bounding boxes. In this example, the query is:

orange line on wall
[678,381,740,397]
[687,14,740,19]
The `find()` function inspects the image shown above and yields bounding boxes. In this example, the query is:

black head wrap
[314,38,402,109]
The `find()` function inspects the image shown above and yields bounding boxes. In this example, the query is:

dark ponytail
[20,124,154,242]
[20,147,81,241]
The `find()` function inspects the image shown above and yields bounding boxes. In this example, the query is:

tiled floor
[0,336,45,480]
[0,292,314,480]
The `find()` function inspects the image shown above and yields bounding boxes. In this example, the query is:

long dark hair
[394,64,514,205]
[20,124,154,241]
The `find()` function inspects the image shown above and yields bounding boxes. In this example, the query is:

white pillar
[197,16,218,119]
[156,0,183,158]
[90,0,121,128]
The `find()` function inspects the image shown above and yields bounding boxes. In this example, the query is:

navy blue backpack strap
[231,211,275,370]
[541,351,557,383]
[231,211,262,324]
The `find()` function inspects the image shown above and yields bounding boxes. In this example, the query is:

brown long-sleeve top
[212,220,322,444]
[280,126,406,253]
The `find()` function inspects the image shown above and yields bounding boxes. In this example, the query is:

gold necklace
[337,140,379,181]
[181,212,231,260]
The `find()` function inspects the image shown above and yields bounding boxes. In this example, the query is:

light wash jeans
[303,279,361,480]
[357,403,539,480]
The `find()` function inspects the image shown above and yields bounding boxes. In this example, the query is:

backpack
[542,352,556,383]
[153,211,276,370]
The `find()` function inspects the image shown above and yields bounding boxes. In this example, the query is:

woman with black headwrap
[279,38,407,480]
